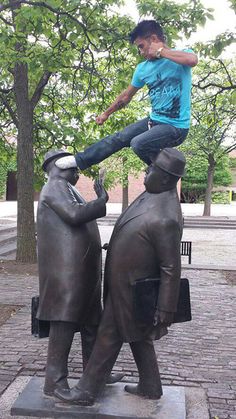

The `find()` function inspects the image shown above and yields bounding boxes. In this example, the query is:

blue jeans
[75,117,189,169]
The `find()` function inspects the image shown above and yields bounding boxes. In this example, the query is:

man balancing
[56,19,198,171]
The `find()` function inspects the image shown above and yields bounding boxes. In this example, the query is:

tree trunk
[122,184,129,212]
[14,62,37,262]
[122,157,129,212]
[203,156,216,216]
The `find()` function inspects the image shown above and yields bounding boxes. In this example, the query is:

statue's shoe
[124,384,162,400]
[54,386,94,406]
[107,372,124,384]
[44,379,69,397]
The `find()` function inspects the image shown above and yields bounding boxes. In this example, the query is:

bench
[181,241,192,264]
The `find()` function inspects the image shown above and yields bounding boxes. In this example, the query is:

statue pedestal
[11,377,186,419]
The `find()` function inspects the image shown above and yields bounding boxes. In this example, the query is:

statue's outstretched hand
[55,156,77,169]
[94,179,109,203]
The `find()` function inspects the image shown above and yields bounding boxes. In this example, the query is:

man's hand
[148,43,198,67]
[96,112,109,125]
[94,179,109,202]
[148,41,165,60]
[55,156,77,170]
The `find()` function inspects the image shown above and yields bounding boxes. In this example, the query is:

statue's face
[63,168,79,185]
[144,164,163,193]
[144,164,175,193]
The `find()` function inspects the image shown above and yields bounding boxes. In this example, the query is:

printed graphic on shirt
[147,74,182,120]
[131,53,192,128]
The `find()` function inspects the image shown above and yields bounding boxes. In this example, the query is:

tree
[0,0,217,261]
[180,141,232,203]
[0,140,16,199]
[184,59,236,215]
[81,0,214,208]
[0,0,134,262]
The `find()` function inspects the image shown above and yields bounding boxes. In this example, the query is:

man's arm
[149,41,198,67]
[96,85,140,125]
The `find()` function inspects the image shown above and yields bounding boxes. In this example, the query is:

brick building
[77,172,181,204]
[76,173,146,204]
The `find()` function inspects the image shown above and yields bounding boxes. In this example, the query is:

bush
[229,157,236,168]
[0,159,17,200]
[211,191,231,204]
[0,166,7,199]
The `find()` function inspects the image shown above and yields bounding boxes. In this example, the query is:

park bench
[181,241,192,264]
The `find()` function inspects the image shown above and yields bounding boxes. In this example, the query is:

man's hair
[129,20,165,44]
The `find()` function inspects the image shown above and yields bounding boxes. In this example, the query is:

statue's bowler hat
[153,148,186,178]
[42,149,73,171]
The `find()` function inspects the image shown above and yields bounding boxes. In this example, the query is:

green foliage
[229,157,236,168]
[211,191,231,204]
[229,0,236,13]
[0,0,235,196]
[0,166,7,199]
[0,145,17,199]
[181,140,232,201]
[136,0,213,43]
[180,58,235,206]
[0,0,215,186]
[196,32,236,58]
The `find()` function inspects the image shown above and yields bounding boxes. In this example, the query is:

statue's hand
[154,309,174,327]
[55,156,77,169]
[94,179,109,202]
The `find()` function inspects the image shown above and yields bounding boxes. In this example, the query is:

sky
[122,0,235,55]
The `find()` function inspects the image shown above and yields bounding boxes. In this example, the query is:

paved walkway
[0,201,236,418]
[99,226,236,269]
[0,268,235,419]
[0,201,236,218]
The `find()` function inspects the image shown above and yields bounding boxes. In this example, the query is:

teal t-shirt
[131,50,193,128]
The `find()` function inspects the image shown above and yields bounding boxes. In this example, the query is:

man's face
[133,35,159,60]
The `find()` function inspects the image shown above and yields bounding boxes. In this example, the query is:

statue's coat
[104,189,183,342]
[37,177,106,325]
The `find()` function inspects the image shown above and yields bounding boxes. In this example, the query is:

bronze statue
[37,149,122,397]
[54,148,186,405]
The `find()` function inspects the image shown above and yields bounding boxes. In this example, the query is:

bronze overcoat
[37,177,106,325]
[104,189,183,343]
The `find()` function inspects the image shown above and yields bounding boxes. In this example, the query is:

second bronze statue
[54,148,186,406]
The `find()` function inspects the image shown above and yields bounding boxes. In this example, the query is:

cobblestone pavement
[0,269,235,419]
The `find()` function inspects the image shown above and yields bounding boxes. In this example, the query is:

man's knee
[130,135,146,154]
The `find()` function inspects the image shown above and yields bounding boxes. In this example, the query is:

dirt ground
[0,304,22,327]
[0,260,38,276]
[0,260,37,327]
[0,259,235,283]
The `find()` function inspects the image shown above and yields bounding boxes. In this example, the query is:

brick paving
[0,269,235,419]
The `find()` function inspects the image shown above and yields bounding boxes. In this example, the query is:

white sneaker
[55,156,77,169]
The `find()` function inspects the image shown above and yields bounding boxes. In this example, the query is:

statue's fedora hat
[153,148,186,177]
[42,149,73,171]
